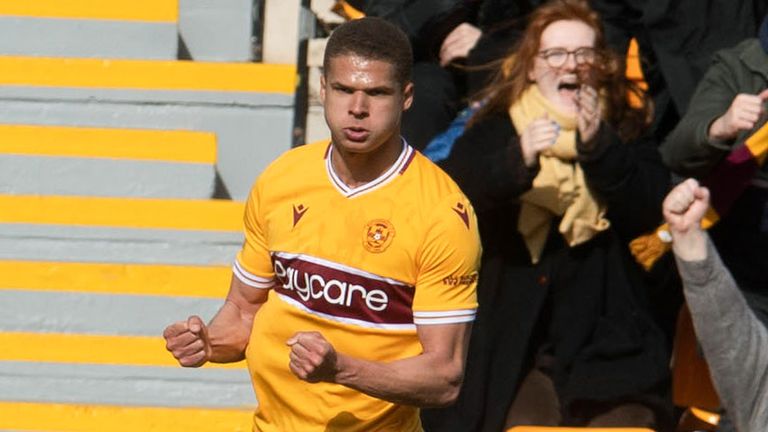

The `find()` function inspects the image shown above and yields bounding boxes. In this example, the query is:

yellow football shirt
[234,140,481,432]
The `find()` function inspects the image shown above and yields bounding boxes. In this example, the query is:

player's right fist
[163,315,212,367]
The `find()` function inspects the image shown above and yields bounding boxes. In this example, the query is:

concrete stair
[0,124,217,198]
[0,0,178,60]
[0,55,295,200]
[179,0,256,62]
[0,196,253,431]
[0,1,303,429]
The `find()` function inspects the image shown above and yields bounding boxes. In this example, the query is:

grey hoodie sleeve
[675,236,768,432]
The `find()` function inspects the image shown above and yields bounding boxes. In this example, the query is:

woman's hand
[520,113,559,167]
[576,85,601,146]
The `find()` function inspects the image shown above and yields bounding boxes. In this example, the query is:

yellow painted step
[0,56,295,93]
[0,0,178,23]
[0,124,216,163]
[0,332,245,369]
[0,260,231,298]
[0,402,253,432]
[0,194,244,231]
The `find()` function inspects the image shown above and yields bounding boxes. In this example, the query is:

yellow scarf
[510,85,610,264]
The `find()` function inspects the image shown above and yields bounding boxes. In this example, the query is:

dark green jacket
[660,39,768,183]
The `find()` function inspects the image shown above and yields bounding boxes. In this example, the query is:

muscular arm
[164,275,270,366]
[205,276,269,362]
[288,322,472,407]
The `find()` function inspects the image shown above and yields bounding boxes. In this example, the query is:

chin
[335,139,375,154]
[557,97,578,114]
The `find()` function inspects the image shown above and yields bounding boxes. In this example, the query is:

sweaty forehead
[325,54,398,85]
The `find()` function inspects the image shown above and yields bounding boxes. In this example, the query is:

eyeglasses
[537,47,596,68]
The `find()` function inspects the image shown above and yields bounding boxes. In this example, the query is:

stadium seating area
[0,1,297,430]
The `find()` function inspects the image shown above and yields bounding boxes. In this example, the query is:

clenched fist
[286,331,339,383]
[709,90,768,141]
[663,178,711,261]
[163,315,212,367]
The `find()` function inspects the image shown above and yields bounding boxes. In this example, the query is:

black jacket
[421,113,674,431]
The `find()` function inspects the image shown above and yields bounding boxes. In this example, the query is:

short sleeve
[412,193,482,325]
[233,179,275,289]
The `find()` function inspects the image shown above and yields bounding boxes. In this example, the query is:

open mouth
[557,75,581,98]
[558,82,580,91]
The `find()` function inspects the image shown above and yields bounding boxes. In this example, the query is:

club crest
[363,219,395,253]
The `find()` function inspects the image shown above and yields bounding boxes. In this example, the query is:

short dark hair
[323,17,413,87]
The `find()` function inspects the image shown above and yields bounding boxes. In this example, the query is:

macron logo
[452,202,470,228]
[293,204,308,228]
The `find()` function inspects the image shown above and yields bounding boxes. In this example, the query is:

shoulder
[255,141,328,185]
[409,153,478,227]
[408,150,468,203]
[712,38,762,71]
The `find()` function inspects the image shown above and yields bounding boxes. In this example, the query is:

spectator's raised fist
[709,89,768,141]
[663,178,711,261]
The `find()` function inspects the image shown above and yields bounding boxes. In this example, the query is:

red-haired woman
[421,1,674,430]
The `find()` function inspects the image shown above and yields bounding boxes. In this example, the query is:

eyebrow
[330,81,396,94]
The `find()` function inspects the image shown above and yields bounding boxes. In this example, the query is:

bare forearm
[207,300,258,363]
[334,352,464,408]
[671,228,708,262]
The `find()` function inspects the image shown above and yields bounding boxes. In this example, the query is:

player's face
[321,54,413,155]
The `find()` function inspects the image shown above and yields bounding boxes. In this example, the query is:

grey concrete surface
[179,0,254,62]
[0,224,242,265]
[0,155,216,198]
[0,17,177,60]
[0,362,255,408]
[0,90,293,200]
[0,290,224,336]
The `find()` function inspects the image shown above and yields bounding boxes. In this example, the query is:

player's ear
[319,74,327,104]
[402,81,414,111]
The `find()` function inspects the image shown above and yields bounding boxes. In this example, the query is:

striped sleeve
[232,259,274,289]
[234,177,276,289]
[413,309,476,325]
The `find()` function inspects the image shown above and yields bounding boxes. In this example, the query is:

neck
[331,136,403,189]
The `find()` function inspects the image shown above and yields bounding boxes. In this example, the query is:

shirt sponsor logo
[442,273,478,286]
[272,254,415,325]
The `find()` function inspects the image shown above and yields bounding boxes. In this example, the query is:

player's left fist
[286,331,338,383]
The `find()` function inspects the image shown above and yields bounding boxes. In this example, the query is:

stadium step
[0,401,253,432]
[0,0,178,60]
[0,124,217,198]
[0,261,254,421]
[179,0,255,62]
[0,194,243,265]
[0,56,296,199]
